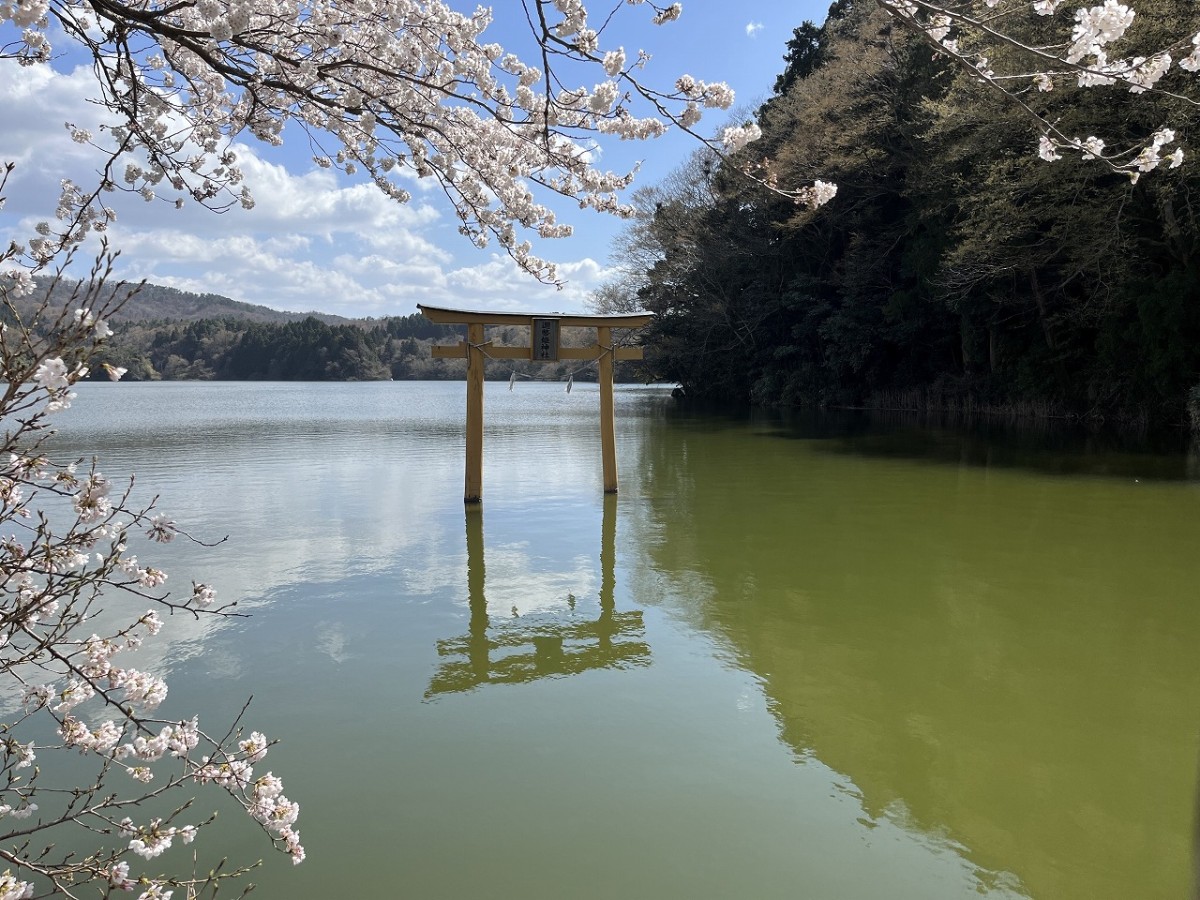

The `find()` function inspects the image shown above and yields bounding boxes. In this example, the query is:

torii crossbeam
[418,305,653,503]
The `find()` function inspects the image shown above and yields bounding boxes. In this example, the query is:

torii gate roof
[418,304,653,329]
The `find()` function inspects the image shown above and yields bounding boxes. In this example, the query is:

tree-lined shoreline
[600,0,1200,430]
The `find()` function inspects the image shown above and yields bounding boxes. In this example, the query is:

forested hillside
[600,0,1200,426]
[2,275,650,382]
[81,314,647,382]
[7,277,475,380]
[88,314,464,381]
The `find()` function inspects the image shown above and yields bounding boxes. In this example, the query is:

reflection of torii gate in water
[418,305,653,502]
[425,497,649,698]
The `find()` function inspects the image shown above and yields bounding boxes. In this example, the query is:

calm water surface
[44,381,1200,899]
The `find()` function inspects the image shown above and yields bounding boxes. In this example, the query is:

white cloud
[746,21,764,38]
[445,254,611,313]
[107,227,443,317]
[0,64,115,171]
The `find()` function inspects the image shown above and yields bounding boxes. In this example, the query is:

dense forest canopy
[597,0,1200,427]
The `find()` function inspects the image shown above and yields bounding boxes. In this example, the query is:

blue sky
[0,1,828,318]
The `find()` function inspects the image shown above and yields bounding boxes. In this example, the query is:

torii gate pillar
[597,325,617,493]
[418,305,653,503]
[465,322,486,502]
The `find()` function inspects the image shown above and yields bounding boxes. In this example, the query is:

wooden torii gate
[418,304,653,503]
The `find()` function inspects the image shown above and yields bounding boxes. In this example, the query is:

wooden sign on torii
[418,305,653,503]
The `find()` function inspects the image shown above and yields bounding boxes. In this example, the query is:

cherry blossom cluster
[0,872,33,900]
[879,0,1199,180]
[1039,126,1183,180]
[0,0,838,281]
[0,216,303,895]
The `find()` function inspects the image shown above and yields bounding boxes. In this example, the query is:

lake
[40,380,1200,899]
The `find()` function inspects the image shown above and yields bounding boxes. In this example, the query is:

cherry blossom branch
[878,0,1197,179]
[0,176,305,896]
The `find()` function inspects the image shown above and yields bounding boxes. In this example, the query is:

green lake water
[37,381,1200,899]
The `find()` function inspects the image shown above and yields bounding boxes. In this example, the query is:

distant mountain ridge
[31,276,350,325]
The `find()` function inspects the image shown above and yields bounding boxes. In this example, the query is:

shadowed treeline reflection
[630,411,1200,900]
[427,497,649,697]
[663,404,1199,481]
